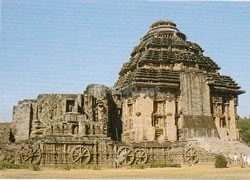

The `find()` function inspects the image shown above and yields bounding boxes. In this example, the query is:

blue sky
[0,0,249,122]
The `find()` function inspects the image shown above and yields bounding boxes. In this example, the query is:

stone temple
[0,20,248,166]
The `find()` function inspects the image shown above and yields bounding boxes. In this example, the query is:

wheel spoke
[134,149,147,165]
[72,146,91,164]
[185,147,199,164]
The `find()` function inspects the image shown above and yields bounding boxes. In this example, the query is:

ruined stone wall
[32,94,79,137]
[84,84,112,137]
[12,84,112,142]
[12,94,80,141]
[180,72,218,139]
[0,123,12,144]
[12,100,35,141]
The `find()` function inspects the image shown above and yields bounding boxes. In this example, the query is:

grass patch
[31,164,40,171]
[0,162,181,171]
[149,162,181,168]
[131,162,181,169]
[62,164,71,171]
[0,162,29,169]
[131,164,147,169]
[52,164,101,170]
[80,164,101,170]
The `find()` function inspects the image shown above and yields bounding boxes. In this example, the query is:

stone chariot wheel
[0,150,15,163]
[134,149,148,164]
[185,147,199,164]
[0,150,4,162]
[71,146,91,164]
[20,146,42,164]
[117,147,135,166]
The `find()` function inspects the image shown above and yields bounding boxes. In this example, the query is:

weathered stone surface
[10,84,114,143]
[0,122,13,144]
[0,20,246,167]
[114,19,244,142]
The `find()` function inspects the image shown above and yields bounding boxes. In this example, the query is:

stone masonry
[0,20,246,166]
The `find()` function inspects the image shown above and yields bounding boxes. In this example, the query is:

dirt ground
[1,165,250,179]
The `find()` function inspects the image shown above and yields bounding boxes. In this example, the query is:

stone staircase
[193,138,250,156]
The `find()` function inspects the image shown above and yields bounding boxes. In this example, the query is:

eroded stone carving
[0,20,246,167]
[71,146,91,164]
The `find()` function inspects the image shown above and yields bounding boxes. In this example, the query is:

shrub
[31,164,40,171]
[215,155,228,168]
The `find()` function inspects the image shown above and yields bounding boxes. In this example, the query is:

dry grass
[0,165,250,179]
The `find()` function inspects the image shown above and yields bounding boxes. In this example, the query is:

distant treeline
[238,116,250,146]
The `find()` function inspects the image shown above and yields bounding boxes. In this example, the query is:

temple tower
[113,20,244,143]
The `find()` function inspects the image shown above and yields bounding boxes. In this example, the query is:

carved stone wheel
[134,149,148,164]
[0,151,4,162]
[20,146,42,164]
[71,146,91,164]
[185,147,199,164]
[1,151,15,163]
[118,147,135,166]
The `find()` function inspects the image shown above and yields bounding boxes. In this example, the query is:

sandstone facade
[113,20,244,142]
[0,20,245,166]
[12,84,112,142]
[0,123,13,144]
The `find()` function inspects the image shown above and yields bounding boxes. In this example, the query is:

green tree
[237,116,250,145]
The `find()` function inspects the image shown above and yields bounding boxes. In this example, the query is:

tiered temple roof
[114,20,244,95]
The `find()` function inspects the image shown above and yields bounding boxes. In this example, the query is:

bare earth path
[1,166,250,179]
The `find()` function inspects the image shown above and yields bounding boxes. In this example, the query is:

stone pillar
[133,94,154,142]
[79,120,86,136]
[121,93,155,143]
[165,99,177,141]
[121,99,129,142]
[213,102,221,130]
[228,97,238,140]
[13,101,33,141]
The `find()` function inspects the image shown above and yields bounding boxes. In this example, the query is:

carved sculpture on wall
[2,20,244,168]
